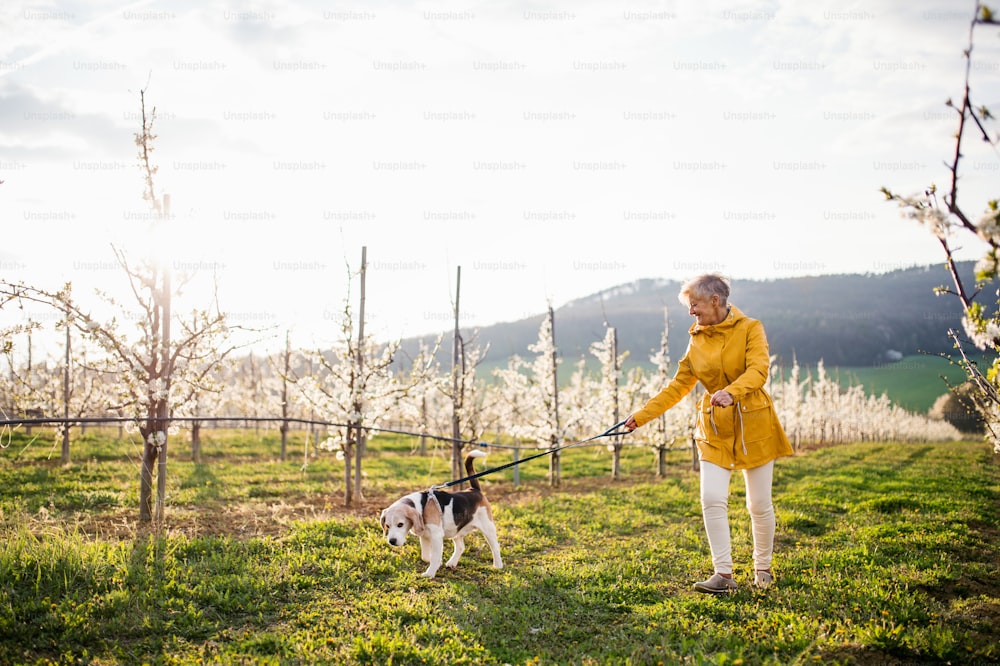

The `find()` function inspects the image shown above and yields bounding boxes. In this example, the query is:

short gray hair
[679,273,731,306]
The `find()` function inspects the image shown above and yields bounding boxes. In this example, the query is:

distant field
[825,353,983,413]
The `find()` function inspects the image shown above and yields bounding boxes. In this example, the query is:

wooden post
[280,331,290,461]
[25,333,32,437]
[305,358,314,468]
[656,306,670,476]
[353,246,367,503]
[61,313,70,464]
[155,192,171,523]
[419,392,428,456]
[451,266,463,483]
[548,306,561,487]
[610,326,621,480]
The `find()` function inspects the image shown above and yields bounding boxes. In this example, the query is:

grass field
[0,428,997,665]
[822,354,981,414]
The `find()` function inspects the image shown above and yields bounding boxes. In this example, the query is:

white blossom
[895,193,950,240]
[148,378,167,401]
[146,430,167,449]
[975,206,1000,244]
[974,251,1000,280]
[320,436,343,452]
[962,313,1000,351]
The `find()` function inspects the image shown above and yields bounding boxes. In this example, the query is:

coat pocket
[700,404,735,440]
[739,396,774,444]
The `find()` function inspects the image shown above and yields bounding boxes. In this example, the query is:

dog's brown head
[380,498,424,546]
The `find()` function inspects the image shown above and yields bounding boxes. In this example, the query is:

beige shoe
[754,570,774,589]
[693,573,737,594]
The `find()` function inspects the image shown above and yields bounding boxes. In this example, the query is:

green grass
[0,429,997,665]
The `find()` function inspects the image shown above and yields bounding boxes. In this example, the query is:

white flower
[976,207,1000,244]
[148,378,167,401]
[146,431,167,448]
[962,313,1000,351]
[975,252,1000,279]
[915,205,950,239]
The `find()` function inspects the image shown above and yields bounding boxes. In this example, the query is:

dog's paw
[420,569,438,579]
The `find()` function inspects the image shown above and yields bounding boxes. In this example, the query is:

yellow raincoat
[632,305,793,470]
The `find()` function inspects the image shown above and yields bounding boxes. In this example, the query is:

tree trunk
[512,445,521,487]
[549,447,561,488]
[139,427,158,522]
[343,430,354,506]
[354,425,365,503]
[303,429,310,468]
[191,420,201,462]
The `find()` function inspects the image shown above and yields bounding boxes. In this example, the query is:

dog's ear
[405,504,424,535]
[379,509,388,534]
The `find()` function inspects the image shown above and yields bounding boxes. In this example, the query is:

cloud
[0,82,133,163]
[1,0,995,349]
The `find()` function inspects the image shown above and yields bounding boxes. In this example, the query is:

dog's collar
[421,489,443,512]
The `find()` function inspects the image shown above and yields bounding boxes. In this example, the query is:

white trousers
[699,460,775,574]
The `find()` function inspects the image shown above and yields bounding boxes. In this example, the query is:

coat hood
[689,304,746,337]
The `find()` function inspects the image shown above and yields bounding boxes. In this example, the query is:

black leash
[432,420,631,490]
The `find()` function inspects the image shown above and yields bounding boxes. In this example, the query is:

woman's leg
[700,461,733,574]
[743,460,775,571]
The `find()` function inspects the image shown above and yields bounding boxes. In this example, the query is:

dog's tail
[464,450,488,492]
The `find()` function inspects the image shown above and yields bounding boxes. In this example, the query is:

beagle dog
[379,450,503,578]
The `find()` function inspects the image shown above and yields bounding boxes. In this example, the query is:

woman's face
[687,293,727,327]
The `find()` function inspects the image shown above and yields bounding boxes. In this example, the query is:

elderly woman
[624,273,793,593]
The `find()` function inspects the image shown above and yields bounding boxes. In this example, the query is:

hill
[398,261,978,375]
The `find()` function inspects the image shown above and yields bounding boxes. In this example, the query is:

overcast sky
[2,0,998,353]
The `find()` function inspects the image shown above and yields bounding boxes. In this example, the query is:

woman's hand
[710,390,734,407]
[624,414,638,431]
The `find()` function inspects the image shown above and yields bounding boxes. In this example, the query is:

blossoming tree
[1,90,238,520]
[590,325,626,479]
[296,249,438,504]
[882,2,1000,452]
[493,307,578,485]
